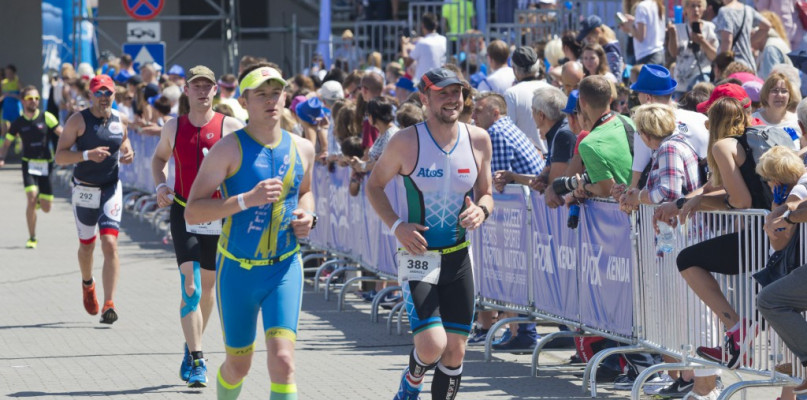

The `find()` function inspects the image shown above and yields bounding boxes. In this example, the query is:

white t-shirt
[633,108,709,172]
[504,79,550,154]
[410,32,447,84]
[478,66,516,95]
[673,21,718,93]
[752,110,802,149]
[633,0,665,60]
[789,173,807,200]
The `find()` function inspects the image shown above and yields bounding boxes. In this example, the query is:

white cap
[319,80,344,102]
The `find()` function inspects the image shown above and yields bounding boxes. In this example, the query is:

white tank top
[401,122,479,248]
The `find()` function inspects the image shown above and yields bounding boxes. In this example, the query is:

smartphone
[691,21,701,34]
[615,12,627,24]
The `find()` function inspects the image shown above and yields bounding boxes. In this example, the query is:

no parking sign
[122,0,164,21]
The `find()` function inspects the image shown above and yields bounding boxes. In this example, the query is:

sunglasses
[24,96,40,101]
[94,90,114,98]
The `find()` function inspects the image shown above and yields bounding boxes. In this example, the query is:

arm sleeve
[44,111,59,129]
[578,141,613,183]
[632,131,653,172]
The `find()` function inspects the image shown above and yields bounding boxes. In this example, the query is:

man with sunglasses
[55,74,134,325]
[185,63,316,400]
[0,85,63,248]
[151,65,244,388]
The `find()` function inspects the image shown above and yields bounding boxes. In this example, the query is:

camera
[552,173,590,196]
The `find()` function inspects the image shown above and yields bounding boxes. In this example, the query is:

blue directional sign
[123,0,164,20]
[122,42,165,73]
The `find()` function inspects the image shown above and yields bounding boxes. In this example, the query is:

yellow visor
[239,67,287,93]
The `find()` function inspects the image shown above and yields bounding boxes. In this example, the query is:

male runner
[184,63,316,400]
[366,67,494,400]
[151,65,244,387]
[55,74,134,325]
[0,85,63,248]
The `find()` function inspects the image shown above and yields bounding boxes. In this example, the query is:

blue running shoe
[393,367,422,400]
[179,344,192,382]
[187,358,208,388]
[492,329,512,346]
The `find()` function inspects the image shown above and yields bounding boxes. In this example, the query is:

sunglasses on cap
[24,95,40,101]
[94,90,114,98]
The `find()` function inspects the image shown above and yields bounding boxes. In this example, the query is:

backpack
[733,125,794,208]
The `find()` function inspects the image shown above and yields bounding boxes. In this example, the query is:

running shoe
[696,321,756,369]
[361,290,378,302]
[100,301,118,324]
[82,280,99,315]
[492,330,512,346]
[467,329,490,345]
[180,344,192,382]
[492,333,538,354]
[641,373,674,395]
[654,376,693,398]
[682,388,720,400]
[187,358,208,388]
[25,238,37,249]
[393,367,422,400]
[612,373,636,390]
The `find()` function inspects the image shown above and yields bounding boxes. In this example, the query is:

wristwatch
[479,204,490,221]
[675,197,688,210]
[783,210,796,225]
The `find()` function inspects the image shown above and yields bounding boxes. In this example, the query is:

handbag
[753,228,800,287]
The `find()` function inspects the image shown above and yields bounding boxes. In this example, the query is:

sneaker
[187,358,208,388]
[682,388,720,400]
[724,321,757,369]
[467,329,489,345]
[393,367,422,400]
[380,293,402,309]
[492,330,512,346]
[82,281,99,315]
[100,301,118,324]
[612,374,635,390]
[655,377,694,398]
[492,333,538,354]
[25,238,37,249]
[361,290,378,302]
[179,344,192,382]
[643,373,675,395]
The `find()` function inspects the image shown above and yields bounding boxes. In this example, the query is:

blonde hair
[367,52,382,69]
[544,38,564,68]
[685,0,707,7]
[280,108,297,132]
[633,104,677,139]
[760,73,799,109]
[756,146,806,185]
[760,11,790,50]
[707,97,751,186]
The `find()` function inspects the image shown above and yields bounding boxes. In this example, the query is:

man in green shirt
[442,0,475,37]
[574,75,633,198]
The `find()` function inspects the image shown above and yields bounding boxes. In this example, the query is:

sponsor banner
[579,200,634,337]
[327,166,352,254]
[120,130,174,193]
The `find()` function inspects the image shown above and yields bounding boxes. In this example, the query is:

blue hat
[295,97,326,125]
[576,15,603,42]
[630,64,678,96]
[114,69,132,84]
[168,64,186,78]
[395,76,416,92]
[562,90,579,114]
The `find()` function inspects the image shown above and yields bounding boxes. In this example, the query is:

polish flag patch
[458,168,470,174]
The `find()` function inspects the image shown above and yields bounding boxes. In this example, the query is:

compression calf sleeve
[217,368,243,400]
[409,348,438,379]
[270,382,298,400]
[432,362,462,400]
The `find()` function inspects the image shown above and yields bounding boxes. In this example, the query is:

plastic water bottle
[656,222,676,254]
[567,204,580,229]
[674,5,683,24]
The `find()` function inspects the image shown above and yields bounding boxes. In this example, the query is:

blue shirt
[488,116,545,175]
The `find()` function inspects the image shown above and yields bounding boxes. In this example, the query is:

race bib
[72,185,101,208]
[186,219,222,235]
[28,160,49,176]
[397,250,441,285]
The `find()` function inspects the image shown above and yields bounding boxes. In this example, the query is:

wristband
[155,182,169,193]
[82,150,89,161]
[237,193,248,210]
[390,218,404,234]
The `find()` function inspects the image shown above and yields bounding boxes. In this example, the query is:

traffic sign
[122,0,164,21]
[127,22,161,43]
[122,42,165,73]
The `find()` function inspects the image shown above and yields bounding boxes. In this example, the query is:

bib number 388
[397,250,441,285]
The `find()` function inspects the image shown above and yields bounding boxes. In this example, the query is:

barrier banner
[309,164,332,247]
[327,167,352,254]
[120,131,172,193]
[579,200,634,337]
[474,185,531,307]
[530,194,579,321]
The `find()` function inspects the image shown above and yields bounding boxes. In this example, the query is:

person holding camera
[571,76,633,200]
[666,0,718,97]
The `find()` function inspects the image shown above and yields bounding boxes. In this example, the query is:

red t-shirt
[573,130,590,155]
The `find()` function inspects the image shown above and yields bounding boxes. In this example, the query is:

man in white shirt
[478,40,515,94]
[402,13,447,85]
[504,46,550,154]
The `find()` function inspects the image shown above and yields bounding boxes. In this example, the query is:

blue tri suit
[216,128,305,356]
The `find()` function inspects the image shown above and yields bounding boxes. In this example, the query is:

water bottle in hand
[656,222,676,254]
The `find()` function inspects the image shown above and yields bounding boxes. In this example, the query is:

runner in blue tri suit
[185,63,316,400]
[366,67,495,400]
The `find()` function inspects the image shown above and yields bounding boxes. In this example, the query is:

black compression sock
[432,363,462,400]
[83,279,93,286]
[409,348,437,379]
[191,351,204,360]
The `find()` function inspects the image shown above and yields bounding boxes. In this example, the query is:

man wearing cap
[185,62,316,400]
[319,80,345,158]
[55,74,135,325]
[504,46,551,154]
[217,74,248,122]
[366,67,493,400]
[168,64,187,87]
[395,76,417,106]
[624,65,708,191]
[151,65,244,388]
